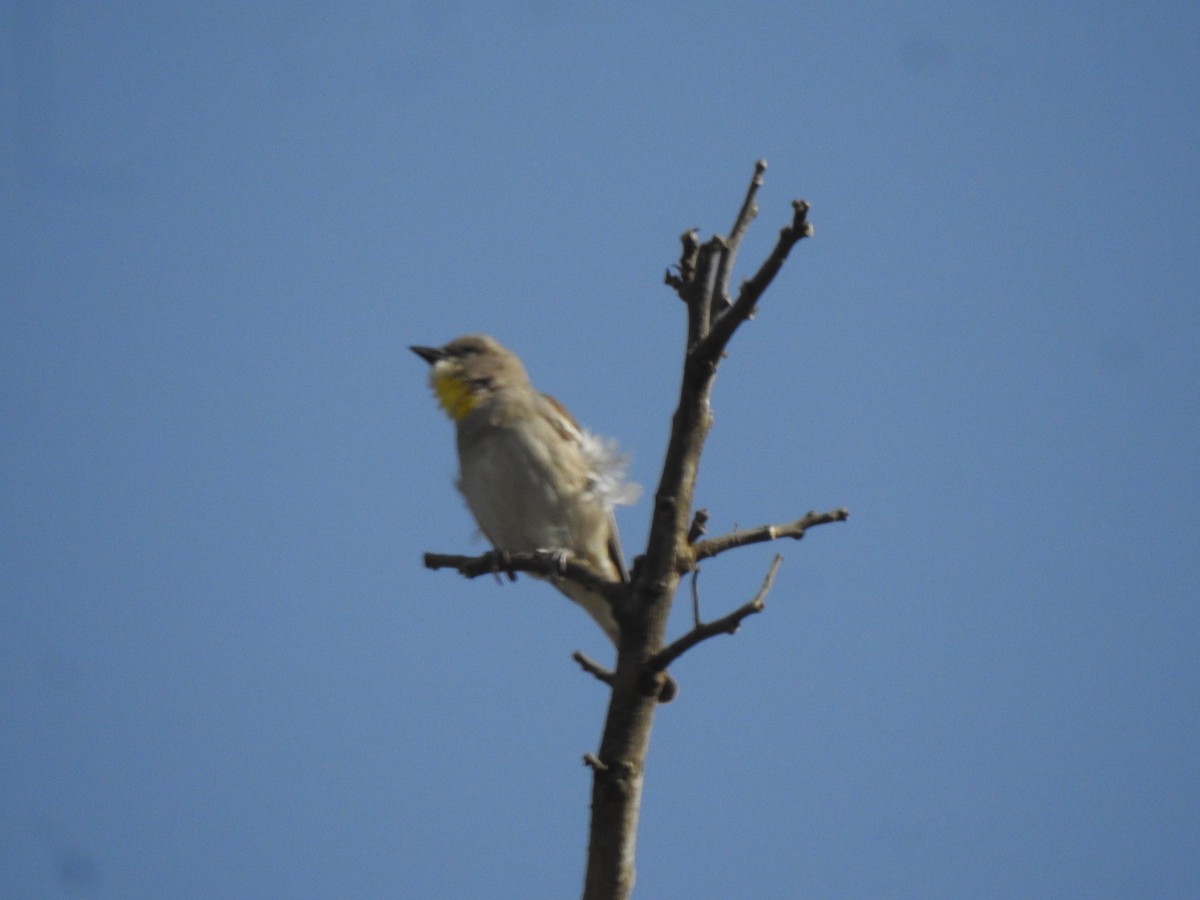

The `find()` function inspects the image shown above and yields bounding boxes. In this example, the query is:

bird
[410,335,641,648]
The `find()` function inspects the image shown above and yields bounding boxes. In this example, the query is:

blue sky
[2,2,1197,897]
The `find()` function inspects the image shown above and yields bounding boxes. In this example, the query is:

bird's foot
[484,549,517,583]
[543,548,574,576]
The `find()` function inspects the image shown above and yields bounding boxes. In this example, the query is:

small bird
[411,334,641,646]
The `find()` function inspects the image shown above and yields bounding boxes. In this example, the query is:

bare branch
[695,198,813,364]
[648,556,783,672]
[423,550,625,603]
[686,236,725,348]
[728,159,767,255]
[714,159,768,313]
[688,507,850,567]
[573,651,615,688]
[690,569,701,628]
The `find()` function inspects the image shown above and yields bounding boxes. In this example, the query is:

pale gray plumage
[412,334,639,644]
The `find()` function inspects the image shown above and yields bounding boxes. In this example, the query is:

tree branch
[684,236,724,349]
[573,651,615,688]
[694,197,813,365]
[422,550,625,604]
[713,158,767,314]
[688,507,849,568]
[584,167,825,900]
[727,159,767,255]
[648,555,783,672]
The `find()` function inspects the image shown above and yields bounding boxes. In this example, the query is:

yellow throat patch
[430,369,478,420]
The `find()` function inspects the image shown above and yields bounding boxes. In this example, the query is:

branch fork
[649,555,784,673]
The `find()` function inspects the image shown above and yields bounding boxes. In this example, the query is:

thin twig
[687,236,725,347]
[728,159,767,252]
[714,159,768,312]
[688,507,849,568]
[694,198,813,365]
[648,556,784,673]
[573,651,615,688]
[690,569,701,628]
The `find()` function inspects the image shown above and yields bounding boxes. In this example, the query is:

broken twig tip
[583,753,608,772]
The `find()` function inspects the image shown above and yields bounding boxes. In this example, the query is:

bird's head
[410,334,528,420]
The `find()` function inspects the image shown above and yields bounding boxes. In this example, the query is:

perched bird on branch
[411,334,641,650]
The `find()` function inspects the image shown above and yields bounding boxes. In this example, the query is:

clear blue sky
[3,3,1197,897]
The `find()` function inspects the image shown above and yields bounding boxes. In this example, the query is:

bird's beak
[410,345,444,365]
